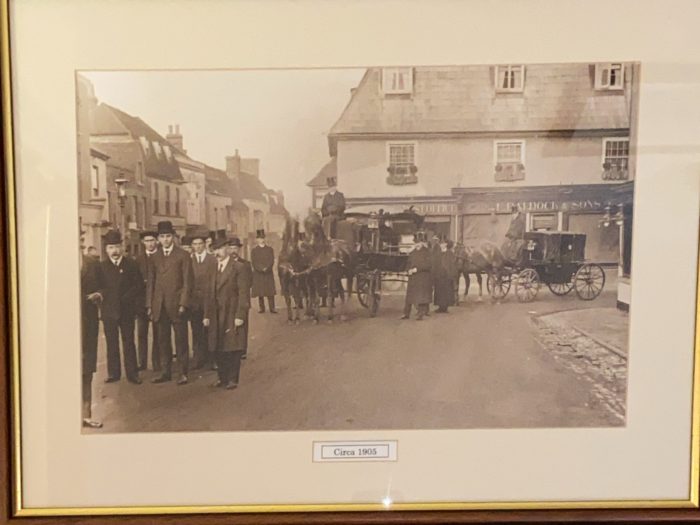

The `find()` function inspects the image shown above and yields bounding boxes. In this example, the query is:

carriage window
[386,142,417,185]
[602,138,630,180]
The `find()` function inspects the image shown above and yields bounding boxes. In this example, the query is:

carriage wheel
[515,268,540,303]
[487,273,511,300]
[547,278,574,296]
[574,263,606,301]
[368,271,381,317]
[356,275,370,308]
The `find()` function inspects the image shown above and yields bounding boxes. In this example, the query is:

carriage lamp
[526,240,537,251]
[368,218,379,229]
[600,204,612,228]
[114,177,128,233]
[614,203,625,226]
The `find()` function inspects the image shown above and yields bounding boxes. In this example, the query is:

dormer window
[139,136,150,156]
[381,67,413,95]
[163,144,172,161]
[495,65,524,93]
[152,141,163,159]
[595,63,624,90]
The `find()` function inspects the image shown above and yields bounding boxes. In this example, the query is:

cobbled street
[87,270,627,433]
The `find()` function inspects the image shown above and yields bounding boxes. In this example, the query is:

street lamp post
[114,177,128,239]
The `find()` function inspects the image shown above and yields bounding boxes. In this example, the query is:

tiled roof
[95,103,184,183]
[238,171,267,201]
[329,64,632,140]
[90,141,138,174]
[307,157,336,187]
[266,191,288,215]
[203,165,247,209]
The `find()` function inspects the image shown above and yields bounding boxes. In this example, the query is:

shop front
[453,184,633,265]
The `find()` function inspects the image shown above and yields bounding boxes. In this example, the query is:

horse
[301,212,355,323]
[454,242,486,303]
[277,217,311,324]
[458,238,527,300]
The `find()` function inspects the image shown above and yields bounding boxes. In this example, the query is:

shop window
[494,140,525,181]
[381,67,413,95]
[602,138,629,180]
[530,213,557,231]
[386,142,417,185]
[495,65,524,93]
[595,63,624,90]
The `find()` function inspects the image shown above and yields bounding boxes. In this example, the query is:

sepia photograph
[76,62,638,433]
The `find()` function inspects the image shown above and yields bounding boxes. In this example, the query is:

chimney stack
[166,123,185,153]
[225,150,242,180]
[240,158,260,178]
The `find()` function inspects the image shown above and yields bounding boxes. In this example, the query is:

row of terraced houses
[309,63,638,309]
[76,75,288,258]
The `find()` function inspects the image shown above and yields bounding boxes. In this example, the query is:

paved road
[88,271,623,432]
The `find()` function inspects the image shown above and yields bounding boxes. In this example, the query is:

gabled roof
[94,103,184,183]
[238,171,267,201]
[266,191,288,215]
[329,64,633,150]
[90,141,139,174]
[307,157,336,187]
[202,165,247,209]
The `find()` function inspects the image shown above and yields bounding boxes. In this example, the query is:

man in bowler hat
[135,230,160,371]
[99,229,144,384]
[251,229,277,313]
[203,235,250,389]
[189,229,217,369]
[147,220,194,385]
[227,236,252,360]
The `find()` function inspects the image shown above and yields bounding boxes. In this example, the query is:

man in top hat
[80,231,103,428]
[99,230,144,384]
[227,235,252,360]
[321,176,345,239]
[189,229,217,369]
[203,235,249,389]
[503,204,527,264]
[250,229,277,314]
[401,232,433,321]
[135,230,160,371]
[181,235,192,254]
[433,238,457,313]
[147,220,194,385]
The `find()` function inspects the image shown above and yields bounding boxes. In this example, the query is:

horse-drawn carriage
[486,231,607,303]
[342,206,425,317]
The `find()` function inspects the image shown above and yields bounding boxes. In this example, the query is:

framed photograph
[2,0,700,523]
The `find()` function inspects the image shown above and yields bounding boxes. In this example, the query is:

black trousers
[136,310,160,370]
[403,302,429,318]
[103,316,139,380]
[189,308,210,367]
[156,311,189,378]
[258,296,276,312]
[215,351,243,384]
[82,372,93,418]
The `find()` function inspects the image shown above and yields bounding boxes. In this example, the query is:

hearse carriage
[342,205,425,317]
[487,231,607,303]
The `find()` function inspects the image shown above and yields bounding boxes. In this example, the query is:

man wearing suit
[204,235,250,389]
[80,233,103,428]
[99,230,144,384]
[190,230,217,369]
[228,236,252,360]
[135,230,160,371]
[148,221,194,385]
[250,229,277,314]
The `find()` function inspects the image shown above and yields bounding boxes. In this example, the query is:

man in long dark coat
[135,230,160,371]
[401,233,433,320]
[321,176,345,238]
[502,204,527,264]
[190,230,217,369]
[80,235,103,428]
[204,235,250,389]
[229,236,252,359]
[251,229,277,313]
[99,230,144,384]
[148,220,193,385]
[433,239,457,313]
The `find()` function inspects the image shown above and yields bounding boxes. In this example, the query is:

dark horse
[454,242,485,303]
[277,217,311,324]
[301,212,355,323]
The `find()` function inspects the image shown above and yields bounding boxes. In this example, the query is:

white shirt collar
[145,249,157,256]
[162,246,173,256]
[111,256,123,266]
[217,256,230,271]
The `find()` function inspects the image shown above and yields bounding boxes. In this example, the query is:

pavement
[86,269,628,433]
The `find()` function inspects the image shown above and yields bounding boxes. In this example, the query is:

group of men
[79,220,278,428]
